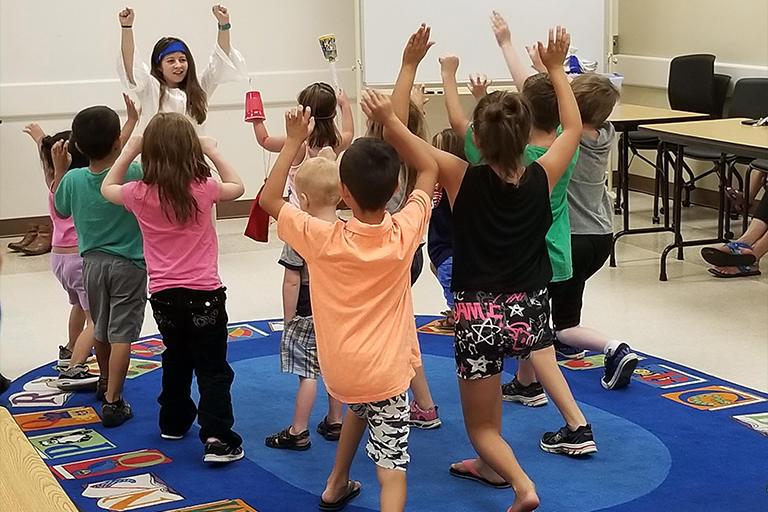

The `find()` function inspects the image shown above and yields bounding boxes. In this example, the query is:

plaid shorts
[349,392,410,471]
[280,316,320,379]
[453,288,554,380]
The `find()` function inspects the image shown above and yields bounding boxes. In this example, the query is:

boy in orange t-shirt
[260,92,438,512]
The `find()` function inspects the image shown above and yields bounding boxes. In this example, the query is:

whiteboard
[361,0,607,86]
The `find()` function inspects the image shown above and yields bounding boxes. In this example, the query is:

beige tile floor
[1,193,766,391]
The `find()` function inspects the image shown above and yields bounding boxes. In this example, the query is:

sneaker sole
[408,419,442,429]
[56,376,99,388]
[204,451,245,463]
[502,394,549,407]
[555,349,587,360]
[161,434,185,440]
[540,440,597,456]
[601,354,640,390]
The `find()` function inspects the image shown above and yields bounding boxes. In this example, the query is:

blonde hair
[294,156,340,207]
[571,74,620,127]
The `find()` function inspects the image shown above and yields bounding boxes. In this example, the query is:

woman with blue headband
[118,4,248,126]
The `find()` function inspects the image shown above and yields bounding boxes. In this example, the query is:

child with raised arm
[417,28,585,512]
[52,106,146,428]
[259,93,438,512]
[118,4,248,125]
[265,155,344,450]
[101,113,245,463]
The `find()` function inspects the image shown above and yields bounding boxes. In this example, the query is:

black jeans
[149,287,241,448]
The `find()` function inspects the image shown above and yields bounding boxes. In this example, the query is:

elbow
[234,184,246,200]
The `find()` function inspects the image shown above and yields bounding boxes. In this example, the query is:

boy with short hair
[550,73,640,390]
[260,95,438,512]
[53,106,146,427]
[265,155,345,450]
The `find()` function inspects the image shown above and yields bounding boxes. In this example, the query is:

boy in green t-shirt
[53,106,145,428]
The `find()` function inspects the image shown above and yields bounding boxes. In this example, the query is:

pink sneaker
[408,400,441,429]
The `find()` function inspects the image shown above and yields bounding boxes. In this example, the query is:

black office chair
[622,54,728,220]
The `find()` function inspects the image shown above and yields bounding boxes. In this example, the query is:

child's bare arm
[439,55,470,138]
[362,90,439,196]
[119,94,139,148]
[281,268,301,324]
[536,27,582,192]
[199,136,245,201]
[212,4,231,55]
[392,24,434,124]
[259,107,314,218]
[491,11,534,88]
[337,89,355,151]
[102,136,142,205]
[251,121,287,153]
[118,7,136,85]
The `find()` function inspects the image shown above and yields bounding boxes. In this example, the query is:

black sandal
[316,416,342,441]
[265,426,310,451]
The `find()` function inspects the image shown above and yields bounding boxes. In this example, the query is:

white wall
[0,0,357,220]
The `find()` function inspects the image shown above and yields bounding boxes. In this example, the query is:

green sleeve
[125,162,144,182]
[54,174,72,217]
[464,126,484,166]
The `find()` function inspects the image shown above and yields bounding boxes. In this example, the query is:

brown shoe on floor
[20,225,52,256]
[8,224,39,252]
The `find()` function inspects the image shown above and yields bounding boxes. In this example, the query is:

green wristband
[218,22,231,31]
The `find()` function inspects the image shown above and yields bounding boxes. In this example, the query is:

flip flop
[701,242,756,267]
[708,266,761,278]
[449,459,511,489]
[318,480,361,511]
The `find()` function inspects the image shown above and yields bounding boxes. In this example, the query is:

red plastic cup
[244,91,265,122]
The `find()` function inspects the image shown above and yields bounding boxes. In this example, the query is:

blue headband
[155,41,186,64]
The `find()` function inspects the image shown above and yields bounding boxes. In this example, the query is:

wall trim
[614,54,768,90]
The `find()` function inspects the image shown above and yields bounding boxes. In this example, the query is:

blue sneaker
[554,338,586,360]
[601,343,639,390]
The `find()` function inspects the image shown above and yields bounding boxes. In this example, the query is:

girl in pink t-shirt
[102,112,246,463]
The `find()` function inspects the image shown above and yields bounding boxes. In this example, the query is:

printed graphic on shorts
[558,354,606,370]
[662,385,768,411]
[51,449,172,480]
[731,412,768,438]
[14,406,100,432]
[269,321,284,332]
[82,472,184,511]
[9,377,73,407]
[632,363,707,389]
[349,393,410,471]
[82,359,161,379]
[227,323,269,342]
[131,338,166,358]
[417,319,454,336]
[28,428,116,460]
[165,499,259,512]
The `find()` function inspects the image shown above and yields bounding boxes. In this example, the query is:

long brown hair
[141,113,211,224]
[150,38,208,124]
[297,82,339,149]
[472,91,531,182]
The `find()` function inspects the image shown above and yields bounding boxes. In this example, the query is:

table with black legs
[638,118,768,280]
[607,104,708,267]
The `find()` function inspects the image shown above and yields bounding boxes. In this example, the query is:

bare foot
[714,265,739,275]
[508,483,539,512]
[450,458,506,486]
[321,479,360,505]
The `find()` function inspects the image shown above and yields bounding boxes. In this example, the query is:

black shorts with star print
[452,288,554,380]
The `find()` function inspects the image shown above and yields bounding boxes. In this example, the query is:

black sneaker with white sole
[204,438,245,463]
[161,433,186,440]
[58,345,73,367]
[540,424,597,456]
[56,365,99,389]
[501,377,548,407]
[601,343,639,390]
[554,338,586,360]
[102,398,133,428]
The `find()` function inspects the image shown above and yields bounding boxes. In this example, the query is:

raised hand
[439,54,460,77]
[285,106,314,143]
[22,123,46,145]
[51,140,72,174]
[410,84,429,113]
[490,11,511,47]
[118,7,134,26]
[212,4,230,25]
[198,136,218,155]
[360,90,395,125]
[468,74,491,100]
[538,26,570,73]
[123,94,139,123]
[402,24,435,68]
[337,88,350,107]
[526,43,547,73]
